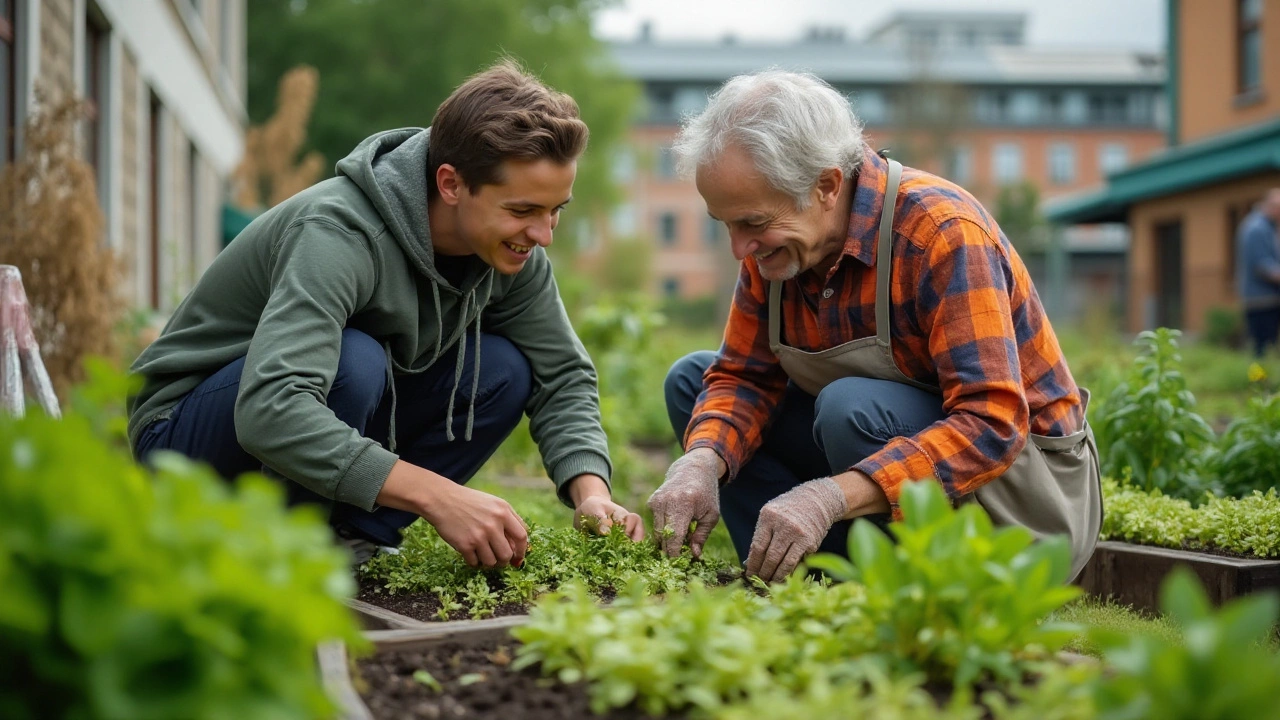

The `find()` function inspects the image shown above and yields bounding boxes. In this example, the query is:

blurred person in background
[1236,189,1280,357]
[129,61,643,567]
[648,70,1100,584]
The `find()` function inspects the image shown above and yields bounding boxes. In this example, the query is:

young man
[129,61,643,566]
[648,70,1101,583]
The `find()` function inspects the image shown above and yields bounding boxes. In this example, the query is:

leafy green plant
[1091,567,1280,719]
[1203,392,1280,497]
[1094,329,1216,499]
[361,519,731,618]
[513,481,1087,717]
[0,408,365,720]
[806,481,1082,687]
[1100,477,1280,558]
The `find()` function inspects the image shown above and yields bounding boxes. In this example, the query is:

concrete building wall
[1178,0,1280,144]
[36,0,72,98]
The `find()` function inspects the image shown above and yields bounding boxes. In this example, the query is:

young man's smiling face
[448,159,576,274]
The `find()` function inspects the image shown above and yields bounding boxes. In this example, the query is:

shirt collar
[842,143,891,268]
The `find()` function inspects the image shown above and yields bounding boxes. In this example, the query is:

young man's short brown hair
[428,60,588,194]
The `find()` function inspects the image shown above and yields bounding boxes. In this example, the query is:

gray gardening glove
[647,448,724,559]
[745,477,847,582]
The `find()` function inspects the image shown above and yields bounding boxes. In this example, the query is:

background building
[596,10,1166,325]
[1047,0,1280,335]
[1,0,246,312]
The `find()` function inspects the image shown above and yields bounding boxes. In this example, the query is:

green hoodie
[128,128,611,511]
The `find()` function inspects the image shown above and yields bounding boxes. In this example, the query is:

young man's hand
[377,460,528,568]
[646,448,725,559]
[568,474,645,541]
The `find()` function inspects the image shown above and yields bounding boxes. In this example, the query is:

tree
[246,0,638,255]
[995,180,1047,254]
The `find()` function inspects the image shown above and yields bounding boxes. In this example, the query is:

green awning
[1045,117,1280,225]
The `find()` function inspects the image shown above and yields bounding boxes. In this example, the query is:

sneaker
[341,536,378,566]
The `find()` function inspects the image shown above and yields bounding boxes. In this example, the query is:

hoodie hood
[337,127,455,288]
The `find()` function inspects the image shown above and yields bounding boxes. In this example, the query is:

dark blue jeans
[135,329,531,546]
[1246,307,1280,358]
[665,351,945,563]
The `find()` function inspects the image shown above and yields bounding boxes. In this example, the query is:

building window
[1238,0,1263,94]
[1088,93,1129,124]
[1062,91,1088,125]
[673,86,707,118]
[610,203,637,237]
[704,215,724,245]
[1099,142,1128,175]
[946,145,972,184]
[1,0,15,165]
[1009,91,1038,124]
[149,92,163,309]
[1048,142,1076,185]
[658,212,678,246]
[84,9,109,180]
[655,145,677,180]
[662,276,680,298]
[855,89,887,124]
[993,142,1023,184]
[611,147,635,183]
[189,141,200,268]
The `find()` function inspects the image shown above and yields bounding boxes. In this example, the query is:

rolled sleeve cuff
[685,420,745,481]
[552,451,613,508]
[336,443,399,512]
[854,437,940,520]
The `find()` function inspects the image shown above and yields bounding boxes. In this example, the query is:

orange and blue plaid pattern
[685,146,1084,507]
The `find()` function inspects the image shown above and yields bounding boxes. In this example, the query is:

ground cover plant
[359,519,734,621]
[1099,478,1280,558]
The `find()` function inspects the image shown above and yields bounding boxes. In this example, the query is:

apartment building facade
[1048,0,1280,335]
[597,12,1166,323]
[1,0,246,312]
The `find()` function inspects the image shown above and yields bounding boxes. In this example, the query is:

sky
[593,0,1165,52]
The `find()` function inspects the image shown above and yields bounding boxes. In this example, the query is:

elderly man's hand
[744,477,848,582]
[646,448,725,558]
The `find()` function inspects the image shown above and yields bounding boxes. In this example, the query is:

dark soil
[357,579,531,622]
[355,637,686,719]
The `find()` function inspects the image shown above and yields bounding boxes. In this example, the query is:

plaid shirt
[685,147,1084,508]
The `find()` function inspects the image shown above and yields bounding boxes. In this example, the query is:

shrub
[0,94,120,397]
[0,406,364,719]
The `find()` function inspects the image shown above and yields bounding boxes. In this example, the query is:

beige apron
[767,159,1102,581]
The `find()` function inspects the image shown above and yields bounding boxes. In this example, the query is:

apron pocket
[972,426,1103,582]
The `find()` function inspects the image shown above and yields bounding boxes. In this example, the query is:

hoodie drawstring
[444,287,482,442]
[382,344,398,453]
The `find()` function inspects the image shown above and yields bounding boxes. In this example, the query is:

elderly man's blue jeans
[134,328,532,547]
[665,351,946,563]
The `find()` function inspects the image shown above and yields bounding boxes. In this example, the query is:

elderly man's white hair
[673,70,866,209]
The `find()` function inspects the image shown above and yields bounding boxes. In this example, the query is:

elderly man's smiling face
[695,144,846,282]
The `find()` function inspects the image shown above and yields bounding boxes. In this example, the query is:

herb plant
[1094,329,1216,499]
[1100,477,1280,558]
[1203,391,1280,497]
[1091,567,1280,719]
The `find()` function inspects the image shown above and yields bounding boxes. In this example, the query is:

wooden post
[0,266,61,418]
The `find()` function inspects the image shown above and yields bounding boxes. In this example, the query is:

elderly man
[648,70,1101,583]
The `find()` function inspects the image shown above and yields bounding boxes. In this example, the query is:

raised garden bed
[320,618,680,720]
[1078,540,1280,612]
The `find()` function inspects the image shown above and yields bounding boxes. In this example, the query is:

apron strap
[768,276,782,348]
[768,158,902,351]
[875,160,902,348]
